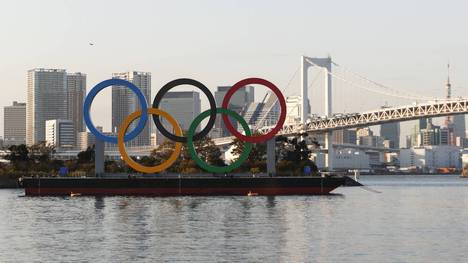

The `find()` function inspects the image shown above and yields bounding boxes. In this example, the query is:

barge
[19,175,346,196]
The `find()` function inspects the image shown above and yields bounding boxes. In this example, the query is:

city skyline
[4,65,464,147]
[1,0,468,144]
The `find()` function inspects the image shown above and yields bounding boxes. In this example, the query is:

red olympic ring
[221,77,287,143]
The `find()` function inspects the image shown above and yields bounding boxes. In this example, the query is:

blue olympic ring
[83,78,148,143]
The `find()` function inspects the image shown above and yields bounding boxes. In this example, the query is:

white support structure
[302,56,334,170]
[300,56,312,124]
[266,138,276,176]
[95,139,104,176]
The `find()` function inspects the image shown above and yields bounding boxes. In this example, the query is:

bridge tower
[301,56,334,171]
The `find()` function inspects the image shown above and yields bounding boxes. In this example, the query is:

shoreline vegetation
[3,135,465,189]
[1,134,320,188]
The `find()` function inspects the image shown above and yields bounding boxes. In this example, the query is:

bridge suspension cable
[305,58,435,101]
[253,57,450,133]
[331,61,436,101]
[252,66,321,130]
[252,67,298,130]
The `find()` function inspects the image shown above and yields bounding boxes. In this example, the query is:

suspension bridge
[212,55,468,173]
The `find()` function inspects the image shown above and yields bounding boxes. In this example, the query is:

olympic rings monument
[83,77,287,176]
[20,63,348,196]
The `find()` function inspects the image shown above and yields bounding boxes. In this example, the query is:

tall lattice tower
[444,64,453,128]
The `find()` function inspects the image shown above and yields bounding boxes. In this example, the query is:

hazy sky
[1,0,467,142]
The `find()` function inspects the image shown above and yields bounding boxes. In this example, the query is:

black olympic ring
[152,78,217,143]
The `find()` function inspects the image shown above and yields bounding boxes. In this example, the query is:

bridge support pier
[266,138,276,176]
[325,132,334,172]
[95,139,104,176]
[302,56,334,171]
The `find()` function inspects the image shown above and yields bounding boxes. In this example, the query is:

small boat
[247,191,258,196]
[70,192,82,197]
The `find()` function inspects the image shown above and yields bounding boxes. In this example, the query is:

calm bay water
[1,175,468,263]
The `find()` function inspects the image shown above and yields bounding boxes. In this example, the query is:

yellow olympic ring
[117,108,183,173]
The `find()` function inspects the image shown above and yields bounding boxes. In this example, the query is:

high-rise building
[408,122,452,147]
[357,128,384,147]
[380,107,400,148]
[358,135,383,147]
[156,91,201,144]
[45,119,75,151]
[3,101,26,146]
[409,118,432,147]
[453,114,466,141]
[333,129,357,144]
[418,118,429,131]
[111,71,151,147]
[67,73,86,135]
[420,127,439,146]
[27,69,68,145]
[439,127,450,145]
[213,86,254,138]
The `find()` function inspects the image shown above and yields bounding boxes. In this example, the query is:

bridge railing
[259,99,468,135]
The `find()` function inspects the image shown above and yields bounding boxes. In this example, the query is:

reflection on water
[1,175,468,263]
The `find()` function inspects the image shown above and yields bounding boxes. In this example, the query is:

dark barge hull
[19,176,345,196]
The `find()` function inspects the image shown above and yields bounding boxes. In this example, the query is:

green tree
[150,136,225,174]
[194,136,225,167]
[28,142,54,166]
[276,135,318,176]
[6,144,29,162]
[5,144,30,171]
[77,146,94,163]
[230,131,267,172]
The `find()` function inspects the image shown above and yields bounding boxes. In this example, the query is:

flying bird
[89,42,94,46]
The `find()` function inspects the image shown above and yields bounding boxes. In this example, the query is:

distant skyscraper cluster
[112,71,151,147]
[406,68,467,148]
[4,67,272,151]
[9,68,153,151]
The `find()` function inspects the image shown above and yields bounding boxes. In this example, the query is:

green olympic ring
[187,108,253,173]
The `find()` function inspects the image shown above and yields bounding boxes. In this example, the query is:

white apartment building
[45,119,75,151]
